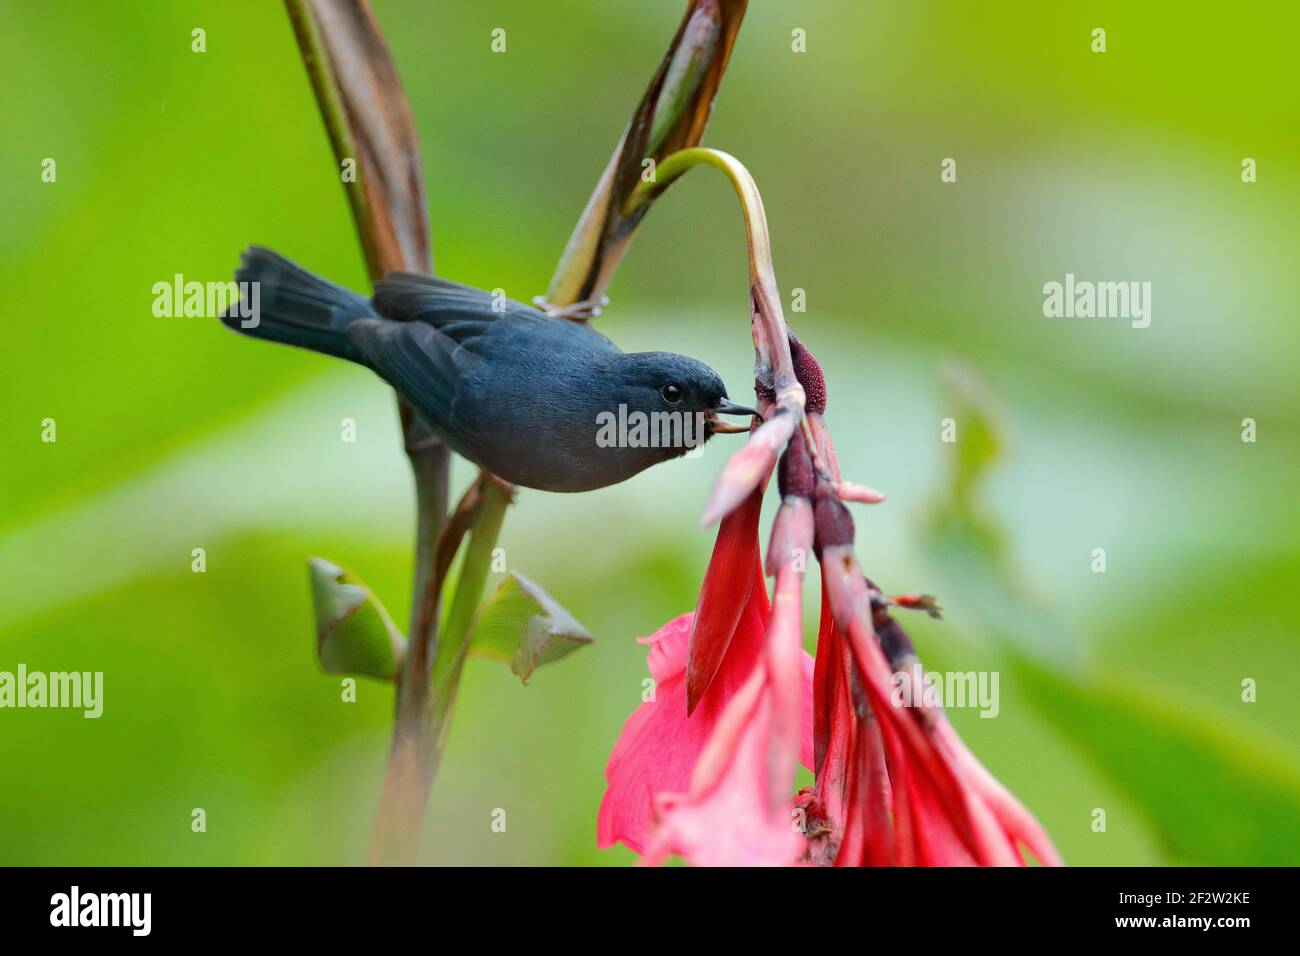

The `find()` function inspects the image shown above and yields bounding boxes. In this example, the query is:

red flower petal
[685,486,764,714]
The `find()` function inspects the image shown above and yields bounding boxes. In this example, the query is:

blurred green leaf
[940,362,1008,505]
[922,362,1070,660]
[924,363,1014,576]
[309,557,405,680]
[468,571,594,683]
[922,364,1300,864]
[1013,658,1300,865]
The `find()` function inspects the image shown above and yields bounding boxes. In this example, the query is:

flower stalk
[285,0,455,866]
[431,476,513,751]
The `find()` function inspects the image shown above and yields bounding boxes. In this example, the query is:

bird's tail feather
[220,246,374,363]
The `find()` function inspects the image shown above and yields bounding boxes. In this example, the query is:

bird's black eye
[661,383,684,404]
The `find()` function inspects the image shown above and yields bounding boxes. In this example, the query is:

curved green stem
[429,478,511,753]
[626,147,798,394]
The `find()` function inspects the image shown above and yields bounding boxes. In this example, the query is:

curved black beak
[714,397,758,417]
[708,397,759,434]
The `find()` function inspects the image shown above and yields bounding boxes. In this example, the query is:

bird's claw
[533,294,610,321]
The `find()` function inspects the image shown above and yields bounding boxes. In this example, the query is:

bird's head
[607,351,757,448]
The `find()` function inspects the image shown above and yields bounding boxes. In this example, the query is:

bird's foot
[532,294,610,321]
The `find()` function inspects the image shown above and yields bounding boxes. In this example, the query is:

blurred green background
[2,0,1297,866]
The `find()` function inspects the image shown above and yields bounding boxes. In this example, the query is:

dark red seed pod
[777,429,814,500]
[812,481,855,555]
[789,334,827,415]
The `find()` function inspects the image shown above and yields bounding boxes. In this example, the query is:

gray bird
[220,247,756,491]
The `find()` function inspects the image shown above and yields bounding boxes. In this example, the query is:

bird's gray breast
[451,319,677,492]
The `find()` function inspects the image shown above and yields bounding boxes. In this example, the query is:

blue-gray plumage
[220,246,755,492]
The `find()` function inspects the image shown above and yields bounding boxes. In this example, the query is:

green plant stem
[284,0,379,272]
[430,478,512,753]
[367,421,449,866]
[625,146,799,393]
[283,0,448,865]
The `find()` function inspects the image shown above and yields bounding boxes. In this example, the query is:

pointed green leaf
[468,571,593,683]
[922,363,1074,661]
[308,557,406,680]
[940,362,1008,502]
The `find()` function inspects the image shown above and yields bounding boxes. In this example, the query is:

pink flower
[638,611,805,866]
[597,488,816,861]
[812,489,1062,867]
[599,335,1060,867]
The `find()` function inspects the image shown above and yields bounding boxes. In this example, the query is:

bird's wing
[372,272,624,357]
[344,317,478,435]
[372,272,538,352]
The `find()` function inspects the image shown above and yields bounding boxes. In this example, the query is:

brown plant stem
[544,0,748,309]
[284,0,446,865]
